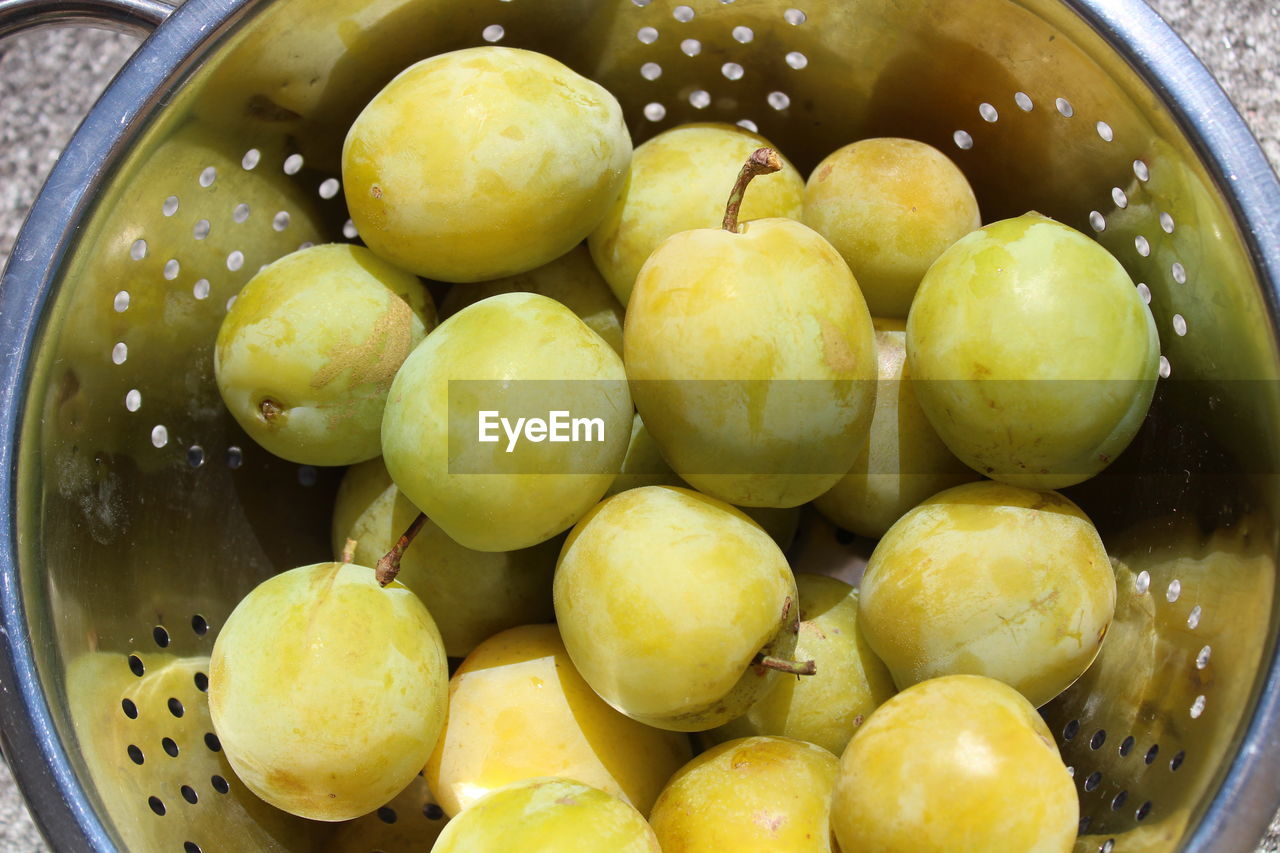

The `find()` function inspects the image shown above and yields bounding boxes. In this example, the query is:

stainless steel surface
[1,0,1279,851]
[0,0,174,37]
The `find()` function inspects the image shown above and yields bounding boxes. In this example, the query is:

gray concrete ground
[0,1,1278,851]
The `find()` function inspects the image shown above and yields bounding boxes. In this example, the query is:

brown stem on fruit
[722,147,782,233]
[375,512,428,586]
[340,538,357,564]
[259,398,283,422]
[754,654,817,676]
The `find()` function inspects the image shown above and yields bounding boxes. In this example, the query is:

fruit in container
[380,291,632,552]
[906,211,1159,488]
[208,561,448,821]
[813,317,979,538]
[802,137,981,318]
[857,480,1116,707]
[588,122,804,305]
[342,46,631,282]
[706,573,895,756]
[330,458,558,658]
[424,623,692,817]
[429,778,661,853]
[648,736,840,852]
[830,674,1078,853]
[625,148,878,508]
[213,243,434,466]
[553,485,802,731]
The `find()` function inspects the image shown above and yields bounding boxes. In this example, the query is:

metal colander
[1,0,1278,851]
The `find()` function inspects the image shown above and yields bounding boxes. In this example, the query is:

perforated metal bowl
[0,0,1278,851]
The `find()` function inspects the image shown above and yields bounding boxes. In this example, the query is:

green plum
[380,292,631,552]
[857,480,1116,707]
[588,122,804,305]
[214,243,433,466]
[649,736,840,852]
[803,137,981,318]
[553,485,800,732]
[814,318,979,538]
[439,244,624,356]
[343,46,631,282]
[708,573,895,756]
[208,561,448,821]
[430,778,661,853]
[830,675,1078,853]
[625,149,878,508]
[330,458,558,658]
[906,212,1159,488]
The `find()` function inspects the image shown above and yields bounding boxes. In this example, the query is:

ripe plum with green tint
[830,675,1078,853]
[625,149,877,508]
[588,122,804,305]
[803,137,981,318]
[208,561,448,821]
[430,778,660,853]
[649,736,840,853]
[330,458,558,657]
[857,480,1116,707]
[814,319,978,538]
[708,573,895,756]
[439,244,625,355]
[213,243,433,466]
[425,624,691,817]
[906,211,1159,488]
[343,46,631,282]
[553,485,802,732]
[380,292,632,552]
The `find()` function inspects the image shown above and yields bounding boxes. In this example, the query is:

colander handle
[0,0,175,38]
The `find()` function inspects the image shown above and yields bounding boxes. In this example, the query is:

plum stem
[754,654,817,676]
[722,147,782,233]
[375,512,428,586]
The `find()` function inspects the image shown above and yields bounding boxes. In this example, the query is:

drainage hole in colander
[1159,354,1172,379]
[284,154,304,176]
[1055,97,1073,118]
[952,130,973,151]
[682,39,702,57]
[1089,211,1105,232]
[152,425,169,449]
[153,626,170,648]
[732,25,753,42]
[674,4,694,21]
[1078,815,1091,833]
[1144,744,1159,764]
[227,250,245,272]
[482,24,504,43]
[1110,790,1127,810]
[148,795,166,816]
[299,466,319,487]
[125,390,142,412]
[1186,603,1201,627]
[204,732,221,752]
[737,119,758,133]
[227,446,244,469]
[273,211,291,232]
[343,219,359,240]
[1134,159,1150,181]
[122,698,138,719]
[1111,187,1127,209]
[1196,645,1212,669]
[1014,91,1033,111]
[1096,121,1114,142]
[632,0,650,6]
[127,745,144,765]
[184,842,202,853]
[1118,735,1134,757]
[637,26,658,44]
[1082,771,1102,792]
[112,342,127,365]
[767,91,791,111]
[644,103,666,122]
[187,446,205,468]
[162,195,179,217]
[242,148,261,170]
[978,103,997,123]
[130,239,147,261]
[226,294,238,312]
[199,166,217,188]
[425,803,445,820]
[232,203,251,224]
[1166,579,1181,602]
[1135,235,1151,257]
[784,8,806,25]
[128,655,145,677]
[1061,719,1079,741]
[162,737,179,757]
[114,290,130,312]
[1098,840,1115,853]
[181,785,199,805]
[319,178,342,200]
[1065,765,1074,777]
[641,59,661,78]
[193,671,209,692]
[194,219,211,240]
[192,614,209,636]
[1136,800,1152,821]
[378,806,397,824]
[211,774,230,794]
[163,259,180,280]
[168,697,185,718]
[1173,314,1188,337]
[1172,261,1186,283]
[722,62,744,81]
[1088,729,1105,750]
[1136,283,1152,305]
[786,51,808,69]
[689,90,711,109]
[1160,212,1175,233]
[1190,695,1206,719]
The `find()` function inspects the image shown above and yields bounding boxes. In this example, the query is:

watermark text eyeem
[478,410,606,453]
